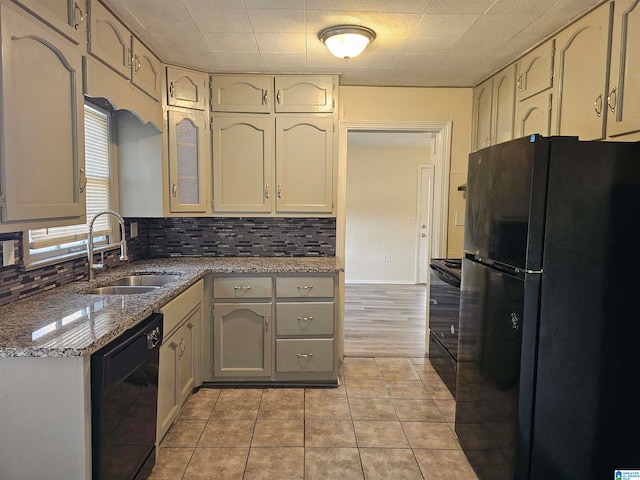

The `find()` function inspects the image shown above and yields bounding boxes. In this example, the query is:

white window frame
[24,102,121,269]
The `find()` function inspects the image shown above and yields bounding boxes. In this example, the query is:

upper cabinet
[88,1,162,101]
[211,75,336,114]
[211,75,272,113]
[275,117,333,213]
[517,40,555,101]
[607,0,640,137]
[516,92,552,137]
[11,0,85,44]
[167,66,208,111]
[0,3,85,228]
[553,2,613,140]
[274,76,334,113]
[471,63,517,151]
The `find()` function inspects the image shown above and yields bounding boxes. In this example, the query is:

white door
[417,165,434,284]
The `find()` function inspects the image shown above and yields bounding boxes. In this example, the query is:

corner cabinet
[210,74,338,216]
[0,3,85,228]
[211,273,338,384]
[167,110,210,213]
[606,0,640,137]
[158,280,203,442]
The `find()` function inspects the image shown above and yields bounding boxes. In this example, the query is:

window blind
[29,104,112,250]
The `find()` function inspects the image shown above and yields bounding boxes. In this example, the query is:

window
[26,103,116,266]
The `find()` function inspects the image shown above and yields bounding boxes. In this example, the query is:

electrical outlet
[2,240,15,267]
[383,254,391,262]
[130,222,138,238]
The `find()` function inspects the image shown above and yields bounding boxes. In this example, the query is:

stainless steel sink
[104,274,181,287]
[88,285,160,295]
[84,274,182,295]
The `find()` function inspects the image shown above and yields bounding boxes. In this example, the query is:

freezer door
[464,135,550,270]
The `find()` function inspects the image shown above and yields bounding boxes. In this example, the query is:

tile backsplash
[0,217,336,307]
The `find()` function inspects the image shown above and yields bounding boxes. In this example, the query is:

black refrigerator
[455,135,640,480]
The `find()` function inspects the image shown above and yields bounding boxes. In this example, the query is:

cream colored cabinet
[275,117,333,213]
[492,63,517,144]
[274,76,335,113]
[158,281,203,442]
[167,66,208,111]
[168,110,209,213]
[131,37,162,101]
[553,2,613,140]
[88,1,161,101]
[471,64,516,151]
[471,77,493,150]
[11,0,85,44]
[517,40,555,101]
[0,4,85,226]
[87,0,131,79]
[606,0,640,137]
[212,115,273,213]
[211,75,272,113]
[516,92,552,137]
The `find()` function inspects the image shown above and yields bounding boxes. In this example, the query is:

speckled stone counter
[0,257,343,358]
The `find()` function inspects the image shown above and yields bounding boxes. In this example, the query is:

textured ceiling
[103,0,603,87]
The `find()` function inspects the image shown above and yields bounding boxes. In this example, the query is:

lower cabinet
[157,280,203,442]
[211,273,338,383]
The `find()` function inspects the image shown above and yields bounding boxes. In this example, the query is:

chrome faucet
[88,210,128,281]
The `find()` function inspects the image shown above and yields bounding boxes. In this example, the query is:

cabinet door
[177,308,200,406]
[0,5,85,223]
[492,63,517,144]
[132,38,162,101]
[167,67,208,110]
[87,0,131,80]
[211,75,272,113]
[214,303,272,377]
[12,0,85,44]
[168,110,209,213]
[554,3,612,140]
[274,76,334,113]
[157,334,179,441]
[471,77,493,151]
[275,117,333,213]
[517,40,555,101]
[606,0,640,137]
[516,92,552,137]
[212,115,273,213]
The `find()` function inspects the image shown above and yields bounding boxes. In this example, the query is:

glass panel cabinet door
[168,110,209,213]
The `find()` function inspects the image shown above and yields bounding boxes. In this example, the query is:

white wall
[345,144,430,283]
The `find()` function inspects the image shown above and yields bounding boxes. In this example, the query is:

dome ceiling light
[318,25,376,60]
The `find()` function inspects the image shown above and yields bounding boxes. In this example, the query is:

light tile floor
[150,357,478,480]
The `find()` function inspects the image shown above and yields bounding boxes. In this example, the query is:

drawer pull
[297,285,313,290]
[297,316,314,322]
[233,285,252,290]
[297,353,313,359]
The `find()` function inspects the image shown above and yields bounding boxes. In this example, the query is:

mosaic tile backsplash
[0,217,336,307]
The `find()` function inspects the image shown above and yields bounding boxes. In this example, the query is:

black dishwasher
[91,313,163,480]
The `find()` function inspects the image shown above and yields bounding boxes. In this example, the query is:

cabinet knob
[277,183,282,198]
[264,314,269,331]
[262,89,268,105]
[172,182,178,197]
[297,316,314,322]
[265,183,270,199]
[79,167,87,193]
[169,81,175,97]
[296,353,313,359]
[276,90,282,104]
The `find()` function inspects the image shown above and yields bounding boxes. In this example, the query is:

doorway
[337,121,452,358]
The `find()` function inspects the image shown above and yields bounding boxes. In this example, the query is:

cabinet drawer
[276,276,334,298]
[213,276,272,299]
[160,280,203,337]
[276,302,334,336]
[276,339,334,373]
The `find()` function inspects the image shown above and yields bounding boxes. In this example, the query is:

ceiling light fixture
[318,25,376,60]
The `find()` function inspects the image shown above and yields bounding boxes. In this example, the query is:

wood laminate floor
[344,283,427,358]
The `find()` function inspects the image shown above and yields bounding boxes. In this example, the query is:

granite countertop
[0,257,343,358]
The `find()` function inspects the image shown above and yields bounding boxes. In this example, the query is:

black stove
[428,258,462,398]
